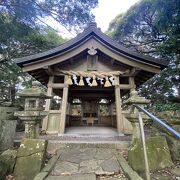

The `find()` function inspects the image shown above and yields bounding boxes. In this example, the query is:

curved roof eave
[14,23,168,69]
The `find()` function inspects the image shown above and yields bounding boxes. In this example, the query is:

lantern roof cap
[17,81,51,98]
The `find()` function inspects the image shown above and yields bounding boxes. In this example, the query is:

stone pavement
[46,147,128,180]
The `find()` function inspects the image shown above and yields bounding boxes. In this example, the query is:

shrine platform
[64,126,121,136]
[14,126,132,150]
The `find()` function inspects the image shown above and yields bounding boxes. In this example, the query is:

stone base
[128,136,173,173]
[14,138,47,180]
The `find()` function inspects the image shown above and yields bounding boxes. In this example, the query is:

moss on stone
[14,139,47,180]
[165,135,180,161]
[128,136,173,173]
[0,149,17,180]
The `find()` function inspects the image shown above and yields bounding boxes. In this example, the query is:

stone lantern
[14,81,50,139]
[124,90,150,141]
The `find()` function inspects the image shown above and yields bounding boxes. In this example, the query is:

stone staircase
[14,131,132,151]
[34,145,142,180]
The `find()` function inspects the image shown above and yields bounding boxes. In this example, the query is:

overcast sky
[92,0,139,32]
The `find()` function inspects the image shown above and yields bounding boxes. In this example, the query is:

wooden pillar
[115,77,124,133]
[58,75,69,134]
[129,76,136,92]
[42,76,54,131]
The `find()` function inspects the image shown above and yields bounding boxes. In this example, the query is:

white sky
[46,0,139,38]
[92,0,139,32]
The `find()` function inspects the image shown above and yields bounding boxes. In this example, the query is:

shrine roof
[14,22,168,69]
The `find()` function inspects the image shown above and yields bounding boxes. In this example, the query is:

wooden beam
[43,66,54,75]
[48,83,65,89]
[130,67,141,76]
[49,110,61,113]
[70,87,114,91]
[69,93,112,99]
[129,76,136,92]
[119,84,131,89]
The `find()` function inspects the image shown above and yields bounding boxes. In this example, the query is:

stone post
[124,90,150,142]
[14,81,50,139]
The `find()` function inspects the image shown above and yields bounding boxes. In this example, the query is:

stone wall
[152,111,180,161]
[0,106,18,152]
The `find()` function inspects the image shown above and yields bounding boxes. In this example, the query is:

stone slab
[53,161,79,175]
[100,158,120,174]
[50,147,127,177]
[14,139,47,180]
[79,159,99,174]
[46,174,96,180]
[94,149,113,160]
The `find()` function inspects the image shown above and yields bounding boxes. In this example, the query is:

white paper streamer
[72,75,78,85]
[86,77,92,86]
[97,77,104,85]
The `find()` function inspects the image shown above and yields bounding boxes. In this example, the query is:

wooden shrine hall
[15,23,167,135]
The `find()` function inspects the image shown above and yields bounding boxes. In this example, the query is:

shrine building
[14,23,168,135]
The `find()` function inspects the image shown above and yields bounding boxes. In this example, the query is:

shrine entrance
[66,86,116,128]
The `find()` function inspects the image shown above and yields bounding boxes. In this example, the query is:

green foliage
[0,0,98,104]
[0,0,98,32]
[108,0,180,109]
[151,103,180,112]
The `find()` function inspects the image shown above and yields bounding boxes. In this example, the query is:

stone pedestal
[24,120,39,139]
[125,113,150,142]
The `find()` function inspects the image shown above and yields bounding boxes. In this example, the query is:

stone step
[46,174,128,180]
[14,139,130,152]
[47,140,131,151]
[14,132,132,150]
[46,174,96,180]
